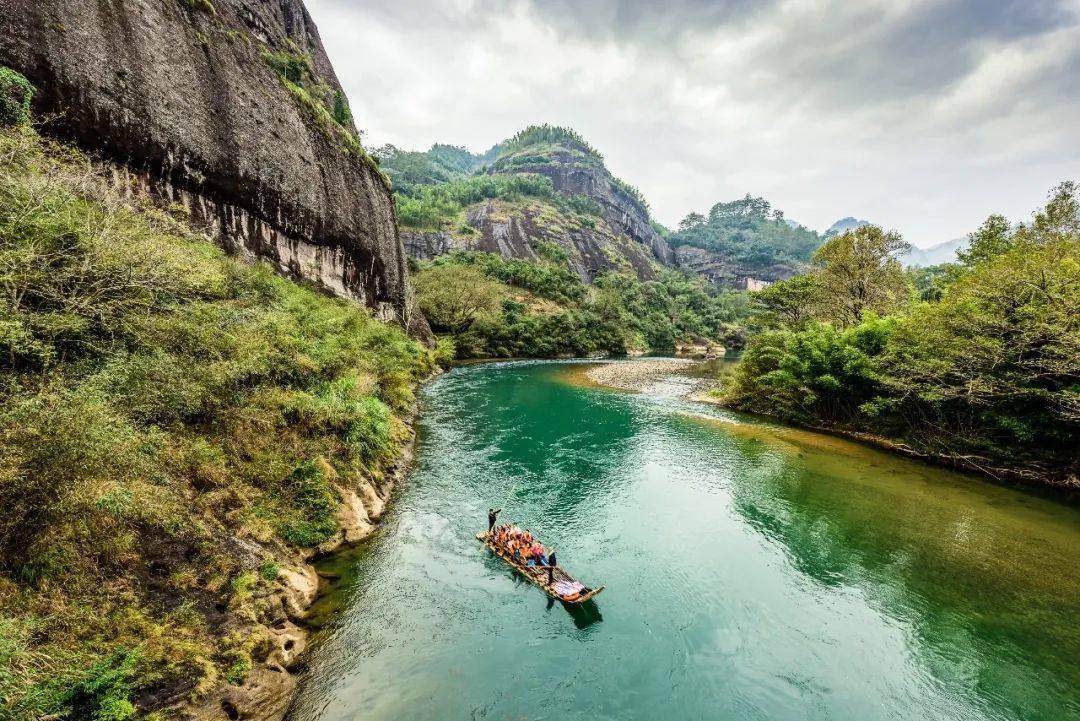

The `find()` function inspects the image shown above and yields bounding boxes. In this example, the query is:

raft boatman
[487,507,502,534]
[547,548,557,586]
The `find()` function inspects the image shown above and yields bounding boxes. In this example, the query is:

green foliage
[413,263,504,333]
[567,194,602,217]
[727,182,1080,483]
[59,651,139,721]
[0,125,431,717]
[179,0,215,14]
[908,263,958,302]
[610,176,650,214]
[332,90,352,126]
[500,124,604,162]
[415,252,750,358]
[270,460,339,547]
[726,318,894,424]
[375,144,485,196]
[672,194,822,268]
[262,50,312,84]
[0,67,33,126]
[811,225,911,327]
[749,274,821,329]
[258,559,280,582]
[396,174,556,229]
[433,251,585,304]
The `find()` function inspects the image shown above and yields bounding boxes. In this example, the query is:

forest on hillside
[723,183,1080,486]
[671,195,823,268]
[412,250,749,358]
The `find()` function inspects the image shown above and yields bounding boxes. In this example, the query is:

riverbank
[582,359,1077,494]
[193,410,422,721]
[0,124,444,721]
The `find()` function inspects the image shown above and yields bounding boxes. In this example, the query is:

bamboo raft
[476,531,605,604]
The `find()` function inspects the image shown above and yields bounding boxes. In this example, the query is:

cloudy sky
[307,0,1080,247]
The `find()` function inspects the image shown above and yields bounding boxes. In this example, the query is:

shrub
[500,124,604,162]
[271,460,340,547]
[0,67,33,126]
[0,124,431,716]
[59,651,139,721]
[395,174,556,229]
[180,0,215,14]
[258,559,280,582]
[332,90,352,126]
[262,50,312,84]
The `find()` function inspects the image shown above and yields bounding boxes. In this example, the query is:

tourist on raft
[491,524,554,578]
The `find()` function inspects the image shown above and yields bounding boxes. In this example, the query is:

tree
[957,214,1012,268]
[812,225,911,327]
[749,275,821,328]
[1020,180,1079,243]
[413,264,503,333]
[908,263,957,302]
[678,212,706,231]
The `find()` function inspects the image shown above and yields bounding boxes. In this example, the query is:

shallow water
[288,361,1080,721]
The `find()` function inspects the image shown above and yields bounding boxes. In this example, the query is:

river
[287,361,1080,721]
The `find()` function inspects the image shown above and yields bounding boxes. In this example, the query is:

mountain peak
[823,217,871,237]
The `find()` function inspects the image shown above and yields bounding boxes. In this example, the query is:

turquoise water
[287,361,1080,721]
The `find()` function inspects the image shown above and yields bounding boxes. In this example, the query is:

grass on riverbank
[0,121,435,720]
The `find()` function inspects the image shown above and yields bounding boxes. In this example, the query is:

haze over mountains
[822,216,968,265]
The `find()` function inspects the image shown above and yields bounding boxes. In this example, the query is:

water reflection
[288,362,1080,721]
[690,418,1080,721]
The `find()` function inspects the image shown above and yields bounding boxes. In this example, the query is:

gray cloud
[307,0,1080,246]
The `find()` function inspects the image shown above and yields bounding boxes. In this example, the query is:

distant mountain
[823,216,871,237]
[381,124,672,280]
[901,237,968,267]
[823,217,967,267]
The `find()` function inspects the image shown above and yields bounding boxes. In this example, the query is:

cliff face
[0,0,424,333]
[404,197,663,281]
[674,246,798,290]
[394,131,673,281]
[489,148,674,269]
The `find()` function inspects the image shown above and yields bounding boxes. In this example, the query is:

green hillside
[671,195,823,270]
[0,122,436,720]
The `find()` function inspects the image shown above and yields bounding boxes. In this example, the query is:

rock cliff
[0,0,425,334]
[674,245,797,290]
[389,127,673,281]
[486,146,674,269]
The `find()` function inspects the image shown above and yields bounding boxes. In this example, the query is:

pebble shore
[584,358,698,391]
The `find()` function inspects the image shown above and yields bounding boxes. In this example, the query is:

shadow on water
[548,596,604,629]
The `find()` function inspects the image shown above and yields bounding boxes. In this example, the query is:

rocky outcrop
[492,149,673,265]
[189,431,419,721]
[0,0,424,333]
[488,148,673,271]
[400,136,672,281]
[674,245,797,290]
[403,197,662,281]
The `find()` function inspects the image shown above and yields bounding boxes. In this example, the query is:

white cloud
[307,0,1080,247]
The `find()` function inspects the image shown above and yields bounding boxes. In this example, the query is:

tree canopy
[670,195,823,269]
[723,182,1080,486]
